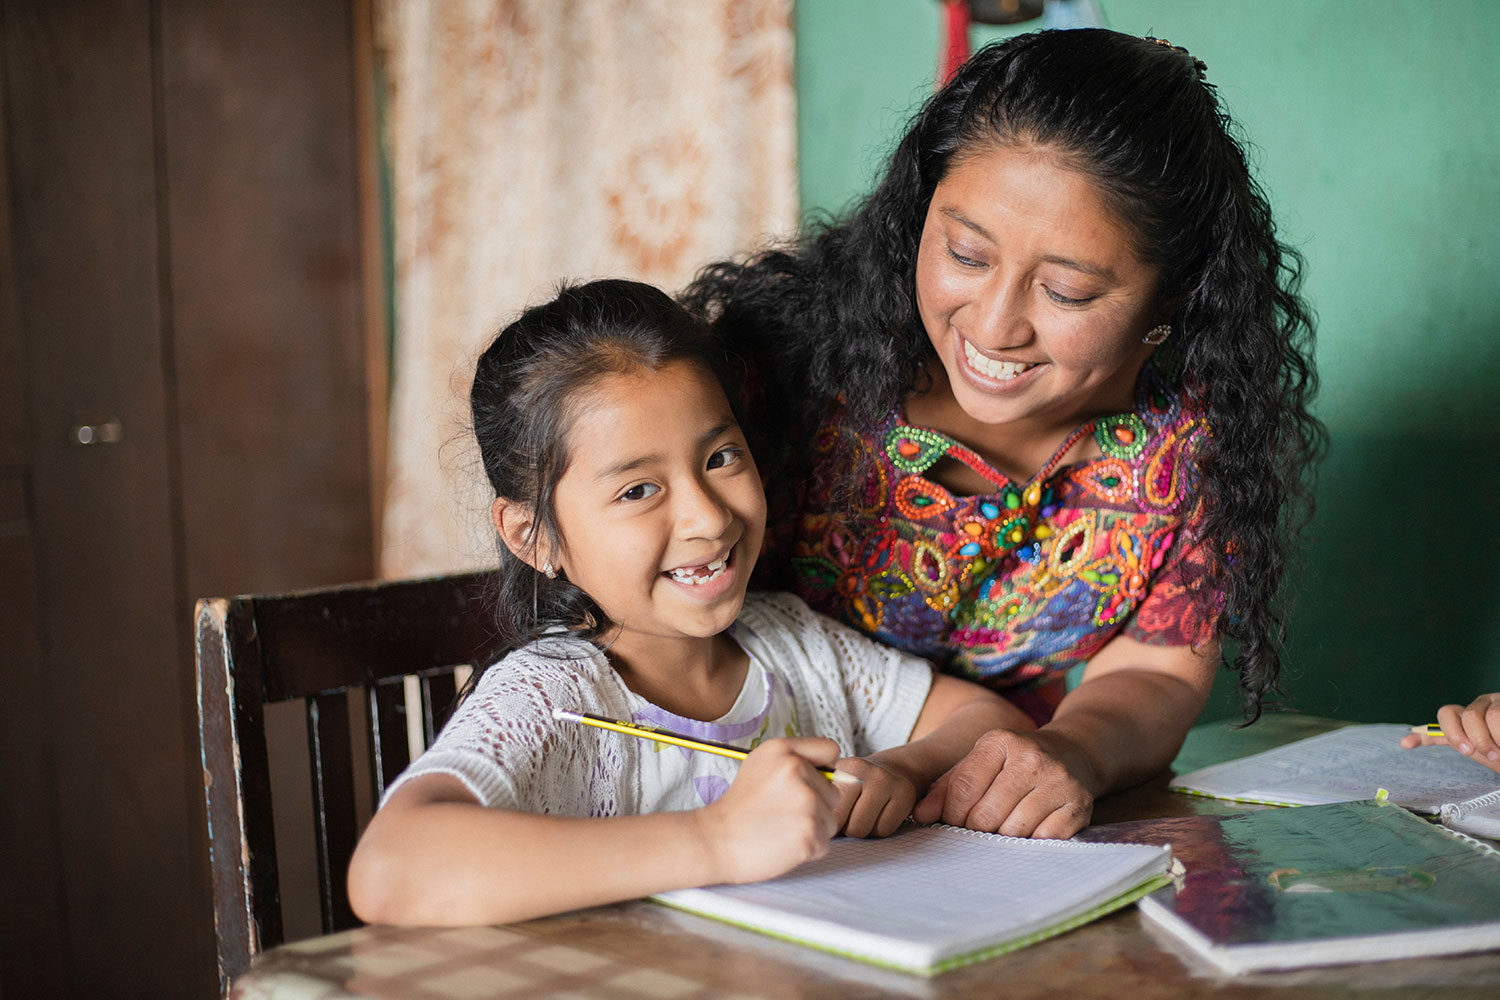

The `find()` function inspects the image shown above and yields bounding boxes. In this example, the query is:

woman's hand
[919,635,1214,840]
[1400,693,1500,773]
[829,670,1036,839]
[696,737,843,884]
[911,727,1097,839]
[830,754,920,838]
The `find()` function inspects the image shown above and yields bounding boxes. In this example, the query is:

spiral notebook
[650,823,1172,975]
[1122,801,1500,974]
[1169,723,1500,839]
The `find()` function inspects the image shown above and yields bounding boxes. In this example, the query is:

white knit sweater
[385,592,934,817]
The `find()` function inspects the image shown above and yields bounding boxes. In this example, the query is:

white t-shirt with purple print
[383,592,934,818]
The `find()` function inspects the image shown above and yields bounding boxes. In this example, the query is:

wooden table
[230,714,1500,999]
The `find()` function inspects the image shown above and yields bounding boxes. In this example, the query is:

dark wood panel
[159,0,375,601]
[0,523,66,998]
[0,50,69,991]
[5,0,376,993]
[2,0,213,995]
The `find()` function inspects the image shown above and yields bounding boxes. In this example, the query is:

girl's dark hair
[683,29,1325,719]
[469,278,736,669]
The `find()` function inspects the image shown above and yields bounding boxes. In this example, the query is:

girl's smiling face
[549,360,766,653]
[914,143,1165,436]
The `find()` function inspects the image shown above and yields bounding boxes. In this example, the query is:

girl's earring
[1143,324,1172,346]
[541,561,557,580]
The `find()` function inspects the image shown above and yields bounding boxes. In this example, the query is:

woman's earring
[1143,324,1172,345]
[541,561,557,580]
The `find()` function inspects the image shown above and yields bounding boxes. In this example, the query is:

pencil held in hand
[551,708,861,785]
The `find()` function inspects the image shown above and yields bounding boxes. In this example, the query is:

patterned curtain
[376,0,797,577]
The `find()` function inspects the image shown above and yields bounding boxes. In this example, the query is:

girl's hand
[1401,694,1500,773]
[696,737,843,884]
[910,727,1096,839]
[830,754,919,838]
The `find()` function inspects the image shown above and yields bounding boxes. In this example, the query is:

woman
[685,29,1324,838]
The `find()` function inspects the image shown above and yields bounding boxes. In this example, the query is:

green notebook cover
[651,823,1171,976]
[1088,801,1500,975]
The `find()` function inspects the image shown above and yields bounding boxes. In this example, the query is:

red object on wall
[942,0,970,85]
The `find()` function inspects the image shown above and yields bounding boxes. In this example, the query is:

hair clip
[1147,36,1208,80]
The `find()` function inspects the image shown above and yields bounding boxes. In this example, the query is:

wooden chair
[194,570,505,992]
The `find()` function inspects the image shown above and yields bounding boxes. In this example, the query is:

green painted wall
[794,0,1500,723]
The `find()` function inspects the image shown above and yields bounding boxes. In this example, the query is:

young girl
[347,279,1032,926]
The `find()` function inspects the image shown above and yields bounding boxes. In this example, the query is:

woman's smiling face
[914,143,1165,435]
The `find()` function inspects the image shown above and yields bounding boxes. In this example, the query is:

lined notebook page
[1170,724,1500,812]
[652,823,1171,972]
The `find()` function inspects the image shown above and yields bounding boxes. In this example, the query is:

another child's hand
[696,737,842,884]
[1400,693,1500,773]
[830,754,918,838]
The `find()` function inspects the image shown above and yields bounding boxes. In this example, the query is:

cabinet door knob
[71,419,123,445]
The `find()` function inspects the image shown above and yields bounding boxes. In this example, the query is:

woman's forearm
[1045,663,1212,796]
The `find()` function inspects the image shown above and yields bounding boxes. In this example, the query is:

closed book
[1087,801,1500,975]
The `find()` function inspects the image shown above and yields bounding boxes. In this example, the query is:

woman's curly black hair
[682,29,1325,719]
[469,278,739,677]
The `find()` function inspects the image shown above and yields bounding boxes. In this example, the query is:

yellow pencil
[551,708,860,785]
[1410,723,1446,737]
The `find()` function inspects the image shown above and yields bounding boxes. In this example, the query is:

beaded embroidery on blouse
[789,361,1215,689]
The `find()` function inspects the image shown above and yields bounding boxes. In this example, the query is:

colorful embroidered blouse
[788,361,1216,719]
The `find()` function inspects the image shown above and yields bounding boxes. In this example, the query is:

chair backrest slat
[367,679,412,800]
[421,671,459,746]
[306,692,359,934]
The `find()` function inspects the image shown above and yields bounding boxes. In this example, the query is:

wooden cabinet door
[1,1,376,995]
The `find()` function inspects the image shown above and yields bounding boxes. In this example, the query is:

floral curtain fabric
[376,0,797,576]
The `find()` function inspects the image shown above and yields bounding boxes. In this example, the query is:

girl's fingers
[912,772,949,824]
[849,800,891,839]
[830,779,860,829]
[874,795,912,838]
[778,736,841,770]
[842,785,882,838]
[835,759,916,839]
